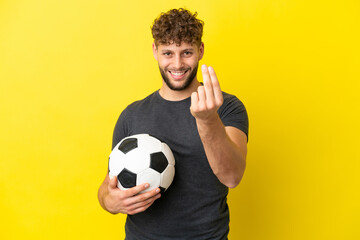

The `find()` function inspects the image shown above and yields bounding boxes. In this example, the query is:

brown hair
[151,8,204,47]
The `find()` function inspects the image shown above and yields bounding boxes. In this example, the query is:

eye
[163,52,172,56]
[183,51,193,57]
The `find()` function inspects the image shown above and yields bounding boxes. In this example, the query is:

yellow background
[1,0,359,239]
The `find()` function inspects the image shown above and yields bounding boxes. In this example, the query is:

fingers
[125,185,160,202]
[126,190,161,215]
[127,198,156,215]
[124,183,151,197]
[201,65,215,108]
[208,66,223,106]
[123,187,161,215]
[105,180,161,215]
[201,64,222,107]
[190,64,223,119]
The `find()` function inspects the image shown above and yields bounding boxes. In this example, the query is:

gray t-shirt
[112,90,248,240]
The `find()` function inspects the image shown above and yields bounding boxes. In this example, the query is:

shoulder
[116,91,158,126]
[222,91,241,102]
[219,91,246,113]
[112,91,158,148]
[123,91,159,113]
[218,91,249,138]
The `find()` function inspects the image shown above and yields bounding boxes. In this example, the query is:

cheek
[158,59,170,68]
[188,59,199,68]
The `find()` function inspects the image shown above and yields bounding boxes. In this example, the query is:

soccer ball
[108,134,175,193]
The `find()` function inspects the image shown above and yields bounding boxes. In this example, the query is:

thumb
[108,175,118,189]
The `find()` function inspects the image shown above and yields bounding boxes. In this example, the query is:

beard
[159,64,199,91]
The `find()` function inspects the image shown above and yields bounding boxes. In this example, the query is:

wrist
[195,114,226,140]
[195,112,221,125]
[103,194,118,214]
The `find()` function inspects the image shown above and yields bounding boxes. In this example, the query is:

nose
[173,55,184,69]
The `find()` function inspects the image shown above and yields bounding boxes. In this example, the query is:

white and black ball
[109,134,175,193]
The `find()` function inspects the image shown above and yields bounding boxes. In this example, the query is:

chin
[166,77,194,91]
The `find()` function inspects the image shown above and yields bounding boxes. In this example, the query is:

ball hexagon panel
[138,134,162,154]
[108,151,125,178]
[162,143,175,166]
[137,168,161,193]
[160,164,175,189]
[124,149,150,173]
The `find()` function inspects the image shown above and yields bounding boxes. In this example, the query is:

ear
[198,42,204,61]
[152,43,158,61]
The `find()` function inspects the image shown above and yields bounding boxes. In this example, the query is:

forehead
[157,42,197,51]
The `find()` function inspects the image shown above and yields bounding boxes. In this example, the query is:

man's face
[153,42,204,91]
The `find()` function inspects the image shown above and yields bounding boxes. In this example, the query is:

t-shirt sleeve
[112,107,129,150]
[218,93,249,141]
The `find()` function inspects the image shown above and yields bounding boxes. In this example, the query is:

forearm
[98,176,110,211]
[196,115,246,188]
[190,65,247,188]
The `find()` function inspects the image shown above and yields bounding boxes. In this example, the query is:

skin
[190,65,247,188]
[153,42,205,101]
[98,175,161,215]
[97,41,247,215]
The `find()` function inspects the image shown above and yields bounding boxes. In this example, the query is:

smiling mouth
[168,70,189,79]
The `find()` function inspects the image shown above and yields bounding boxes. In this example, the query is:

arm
[190,65,247,188]
[98,173,161,215]
[195,117,247,188]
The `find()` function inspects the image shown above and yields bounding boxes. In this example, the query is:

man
[98,8,249,240]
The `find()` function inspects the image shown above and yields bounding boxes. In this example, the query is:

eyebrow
[161,48,194,53]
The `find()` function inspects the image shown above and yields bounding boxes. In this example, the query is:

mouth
[168,70,189,80]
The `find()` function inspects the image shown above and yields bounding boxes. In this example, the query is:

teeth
[171,71,185,76]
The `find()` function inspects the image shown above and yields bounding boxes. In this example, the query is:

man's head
[151,8,204,47]
[151,9,204,91]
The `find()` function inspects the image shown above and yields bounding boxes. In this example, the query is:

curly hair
[151,8,204,47]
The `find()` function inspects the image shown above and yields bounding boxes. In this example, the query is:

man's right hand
[99,175,161,215]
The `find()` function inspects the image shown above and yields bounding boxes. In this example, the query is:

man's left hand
[190,64,223,122]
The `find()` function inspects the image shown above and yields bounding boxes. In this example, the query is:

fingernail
[144,183,149,188]
[156,188,160,193]
[202,64,207,71]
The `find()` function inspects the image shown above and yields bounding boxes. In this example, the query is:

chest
[129,105,202,153]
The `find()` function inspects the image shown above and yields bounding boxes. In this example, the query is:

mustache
[166,67,190,72]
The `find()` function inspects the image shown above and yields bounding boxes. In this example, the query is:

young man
[98,8,249,240]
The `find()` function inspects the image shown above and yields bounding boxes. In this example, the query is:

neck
[159,79,201,101]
